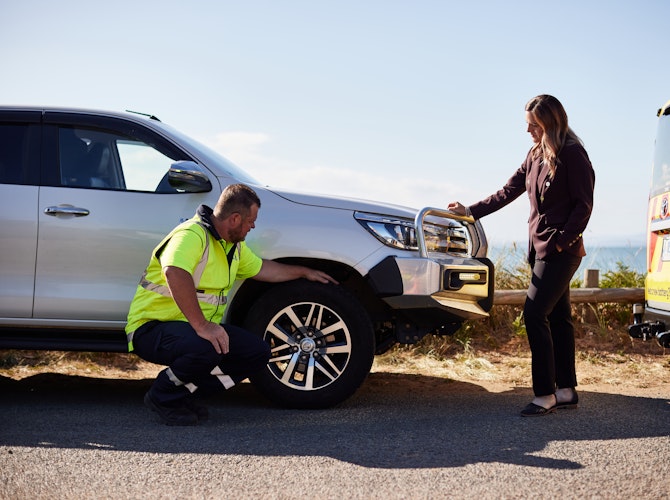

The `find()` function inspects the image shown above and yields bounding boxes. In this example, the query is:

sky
[2,0,669,247]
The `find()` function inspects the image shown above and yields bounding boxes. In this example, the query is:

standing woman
[449,95,595,417]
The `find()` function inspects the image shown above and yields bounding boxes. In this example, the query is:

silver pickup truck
[0,106,494,408]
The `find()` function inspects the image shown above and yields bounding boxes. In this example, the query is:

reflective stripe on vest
[127,330,135,351]
[138,222,227,307]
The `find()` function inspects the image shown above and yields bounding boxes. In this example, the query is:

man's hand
[254,260,339,284]
[303,268,338,284]
[164,266,231,354]
[195,321,230,355]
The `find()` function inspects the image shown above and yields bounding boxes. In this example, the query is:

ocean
[488,244,646,280]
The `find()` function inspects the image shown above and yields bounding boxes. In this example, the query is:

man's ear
[228,212,242,225]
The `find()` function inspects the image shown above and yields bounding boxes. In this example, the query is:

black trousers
[523,251,582,397]
[133,321,271,406]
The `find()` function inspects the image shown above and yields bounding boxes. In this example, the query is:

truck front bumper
[367,255,494,320]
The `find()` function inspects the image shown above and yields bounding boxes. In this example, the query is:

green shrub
[600,262,645,288]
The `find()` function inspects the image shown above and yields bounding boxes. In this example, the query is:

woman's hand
[447,202,468,216]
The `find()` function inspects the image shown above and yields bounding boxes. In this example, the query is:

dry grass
[1,313,667,394]
[372,298,670,393]
[0,350,162,381]
[374,325,669,391]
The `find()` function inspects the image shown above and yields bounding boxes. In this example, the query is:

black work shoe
[184,398,209,421]
[144,392,198,426]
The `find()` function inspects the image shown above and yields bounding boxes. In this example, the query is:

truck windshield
[651,113,670,198]
[154,121,260,185]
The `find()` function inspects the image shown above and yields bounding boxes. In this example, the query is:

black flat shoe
[556,390,579,409]
[520,402,557,417]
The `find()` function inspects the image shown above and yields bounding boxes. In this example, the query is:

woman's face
[525,111,544,144]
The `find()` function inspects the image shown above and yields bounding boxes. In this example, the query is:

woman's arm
[468,157,530,220]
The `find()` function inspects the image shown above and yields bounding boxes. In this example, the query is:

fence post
[584,269,599,288]
[582,269,599,322]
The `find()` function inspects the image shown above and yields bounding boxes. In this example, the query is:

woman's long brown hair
[526,95,582,177]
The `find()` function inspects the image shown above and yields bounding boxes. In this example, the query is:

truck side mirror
[167,161,212,193]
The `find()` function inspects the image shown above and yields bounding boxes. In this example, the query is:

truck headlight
[354,212,469,255]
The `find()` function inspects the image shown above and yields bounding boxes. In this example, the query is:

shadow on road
[1,371,668,469]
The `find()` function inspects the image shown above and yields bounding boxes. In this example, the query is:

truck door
[33,115,220,322]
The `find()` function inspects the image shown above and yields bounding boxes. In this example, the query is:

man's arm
[163,265,230,354]
[253,260,338,284]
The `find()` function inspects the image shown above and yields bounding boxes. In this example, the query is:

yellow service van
[629,99,670,347]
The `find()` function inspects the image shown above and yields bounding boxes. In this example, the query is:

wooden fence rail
[493,287,644,306]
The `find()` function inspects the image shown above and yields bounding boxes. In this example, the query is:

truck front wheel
[244,281,375,409]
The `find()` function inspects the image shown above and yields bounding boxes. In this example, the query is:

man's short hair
[214,183,261,219]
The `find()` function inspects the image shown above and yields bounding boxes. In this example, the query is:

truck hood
[265,186,420,218]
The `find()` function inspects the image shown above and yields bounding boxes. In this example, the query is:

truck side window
[0,123,39,185]
[58,126,177,192]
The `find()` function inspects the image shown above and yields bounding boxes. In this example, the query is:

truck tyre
[244,281,375,409]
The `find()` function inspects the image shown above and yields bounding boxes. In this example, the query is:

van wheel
[244,281,375,409]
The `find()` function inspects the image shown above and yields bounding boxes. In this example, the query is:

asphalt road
[1,371,668,499]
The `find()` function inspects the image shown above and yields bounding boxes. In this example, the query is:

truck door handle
[44,205,90,217]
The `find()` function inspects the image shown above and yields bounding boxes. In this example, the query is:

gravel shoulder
[1,338,668,500]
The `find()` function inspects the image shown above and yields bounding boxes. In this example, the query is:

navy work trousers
[523,251,582,397]
[132,321,271,406]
